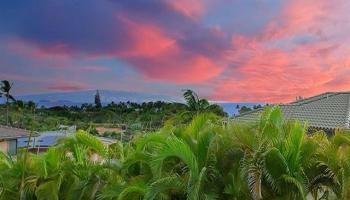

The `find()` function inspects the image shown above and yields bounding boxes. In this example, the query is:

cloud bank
[1,0,350,102]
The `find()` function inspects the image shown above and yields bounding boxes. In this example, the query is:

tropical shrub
[0,107,349,199]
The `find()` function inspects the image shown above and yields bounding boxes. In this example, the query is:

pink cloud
[6,38,72,61]
[0,73,39,83]
[115,16,178,58]
[3,4,227,86]
[31,42,73,59]
[4,38,72,70]
[166,0,206,19]
[261,0,348,40]
[48,85,85,91]
[3,38,110,73]
[208,0,350,103]
[4,0,350,102]
[47,81,87,91]
[113,16,225,83]
[130,54,223,83]
[212,42,350,102]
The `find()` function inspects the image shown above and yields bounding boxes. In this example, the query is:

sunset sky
[1,0,350,103]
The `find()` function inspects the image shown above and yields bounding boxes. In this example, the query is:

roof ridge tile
[234,91,350,130]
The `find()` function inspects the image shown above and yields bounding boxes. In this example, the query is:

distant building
[17,125,117,153]
[17,125,76,152]
[0,126,31,155]
[234,92,350,134]
[95,126,124,135]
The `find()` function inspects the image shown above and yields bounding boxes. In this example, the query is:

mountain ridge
[1,90,260,116]
[17,90,182,104]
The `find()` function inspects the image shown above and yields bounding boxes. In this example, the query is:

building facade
[0,126,30,155]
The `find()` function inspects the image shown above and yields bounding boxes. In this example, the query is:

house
[0,125,31,155]
[17,125,76,152]
[17,125,117,153]
[234,92,350,134]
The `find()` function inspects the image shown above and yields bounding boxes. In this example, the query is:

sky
[1,0,350,103]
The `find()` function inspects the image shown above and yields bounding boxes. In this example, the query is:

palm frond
[281,175,306,200]
[76,130,108,157]
[117,178,147,200]
[264,147,289,194]
[144,175,185,200]
[35,180,59,200]
[152,136,199,178]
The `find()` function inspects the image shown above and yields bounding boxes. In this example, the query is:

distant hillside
[15,90,182,107]
[0,90,261,116]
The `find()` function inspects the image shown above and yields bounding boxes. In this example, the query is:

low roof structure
[18,126,117,149]
[234,92,350,130]
[96,127,123,134]
[17,126,76,148]
[18,131,66,148]
[0,125,30,140]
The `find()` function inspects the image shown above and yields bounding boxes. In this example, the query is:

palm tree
[181,90,227,122]
[1,80,15,125]
[262,122,313,200]
[0,130,116,200]
[236,107,315,200]
[183,89,210,114]
[2,105,350,199]
[142,114,223,199]
[97,114,223,200]
[309,130,350,199]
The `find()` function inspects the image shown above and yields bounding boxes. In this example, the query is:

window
[8,139,17,156]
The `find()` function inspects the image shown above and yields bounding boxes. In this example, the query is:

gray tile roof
[0,125,30,139]
[234,92,350,129]
[17,131,66,148]
[18,128,115,148]
[17,129,75,148]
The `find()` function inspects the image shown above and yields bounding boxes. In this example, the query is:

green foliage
[1,80,15,125]
[182,89,228,119]
[0,90,228,140]
[0,106,349,199]
[0,100,192,132]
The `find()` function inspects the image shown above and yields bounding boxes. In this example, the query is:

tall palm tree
[1,80,15,125]
[182,90,226,119]
[183,89,209,114]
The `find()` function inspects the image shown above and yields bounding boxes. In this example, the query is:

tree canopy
[0,107,347,199]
